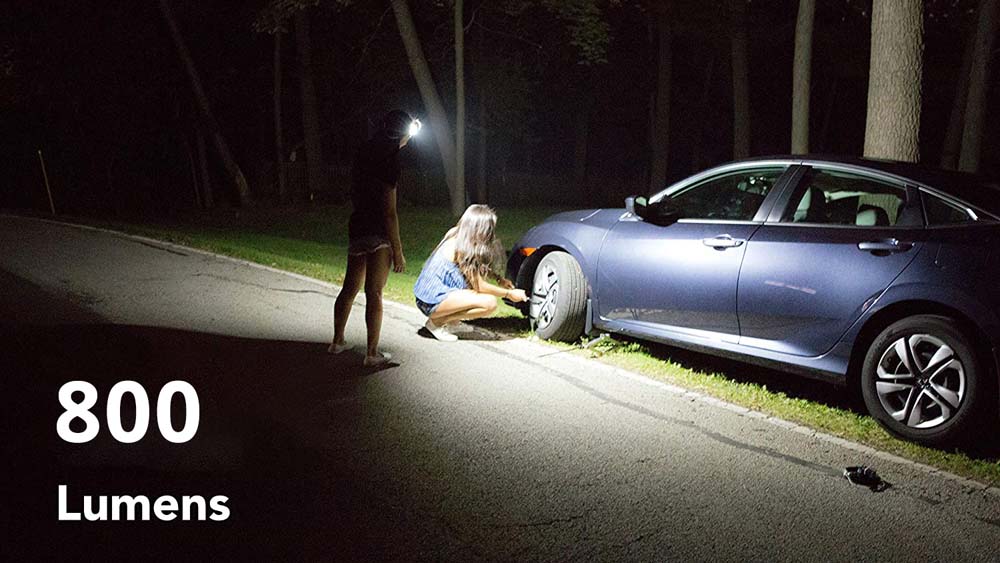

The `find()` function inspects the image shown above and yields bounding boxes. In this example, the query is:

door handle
[858,239,914,253]
[702,234,745,249]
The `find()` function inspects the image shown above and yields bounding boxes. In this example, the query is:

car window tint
[667,168,785,221]
[923,192,974,225]
[781,169,906,227]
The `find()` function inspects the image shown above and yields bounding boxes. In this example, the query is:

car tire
[861,315,989,448]
[530,251,587,342]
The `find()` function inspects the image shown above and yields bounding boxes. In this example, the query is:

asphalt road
[2,214,999,562]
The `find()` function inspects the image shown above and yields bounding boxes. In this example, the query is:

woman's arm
[382,187,405,272]
[474,275,528,302]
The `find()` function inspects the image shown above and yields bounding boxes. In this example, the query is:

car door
[595,165,792,342]
[737,165,928,357]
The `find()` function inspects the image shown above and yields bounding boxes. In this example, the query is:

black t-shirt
[348,134,401,240]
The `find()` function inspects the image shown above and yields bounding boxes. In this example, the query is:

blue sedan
[507,156,1000,446]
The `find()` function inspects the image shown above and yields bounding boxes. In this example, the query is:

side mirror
[630,195,681,226]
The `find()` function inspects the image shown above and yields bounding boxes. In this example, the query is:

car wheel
[861,315,987,447]
[530,251,587,342]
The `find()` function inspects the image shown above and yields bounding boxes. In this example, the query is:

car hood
[540,208,624,230]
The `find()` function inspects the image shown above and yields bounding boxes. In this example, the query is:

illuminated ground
[3,215,999,561]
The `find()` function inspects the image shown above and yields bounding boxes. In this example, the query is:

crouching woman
[413,205,528,341]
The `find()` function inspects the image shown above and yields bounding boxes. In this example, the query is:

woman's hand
[392,250,406,273]
[506,288,528,303]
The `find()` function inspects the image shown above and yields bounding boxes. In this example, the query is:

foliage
[539,0,612,65]
[253,0,324,33]
[0,43,15,107]
[489,0,612,65]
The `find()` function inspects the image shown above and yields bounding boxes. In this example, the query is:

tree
[791,0,815,154]
[390,0,610,216]
[863,0,923,162]
[195,124,214,208]
[455,0,466,210]
[273,31,288,201]
[958,0,999,172]
[157,0,251,206]
[295,9,325,202]
[648,4,672,192]
[390,0,461,216]
[940,30,973,170]
[730,0,750,159]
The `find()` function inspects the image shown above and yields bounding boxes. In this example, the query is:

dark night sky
[1,0,996,215]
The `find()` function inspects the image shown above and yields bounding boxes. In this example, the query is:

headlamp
[408,119,422,137]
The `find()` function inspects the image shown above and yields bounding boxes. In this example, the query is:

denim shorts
[415,298,439,317]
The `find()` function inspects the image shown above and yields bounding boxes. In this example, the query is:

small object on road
[844,465,891,492]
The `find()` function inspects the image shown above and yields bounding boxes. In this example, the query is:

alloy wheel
[531,263,560,330]
[874,334,966,429]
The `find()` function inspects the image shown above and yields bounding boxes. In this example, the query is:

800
[57,381,200,444]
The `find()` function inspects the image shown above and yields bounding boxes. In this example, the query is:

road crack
[504,510,591,529]
[192,272,334,297]
[130,239,189,256]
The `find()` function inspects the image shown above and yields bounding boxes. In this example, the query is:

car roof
[735,155,1000,218]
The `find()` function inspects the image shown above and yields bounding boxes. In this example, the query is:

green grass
[64,204,1000,486]
[80,204,559,317]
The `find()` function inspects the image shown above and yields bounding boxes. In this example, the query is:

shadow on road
[2,314,411,560]
[416,319,520,341]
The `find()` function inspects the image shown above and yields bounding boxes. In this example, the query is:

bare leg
[429,290,498,326]
[363,248,392,358]
[332,253,367,348]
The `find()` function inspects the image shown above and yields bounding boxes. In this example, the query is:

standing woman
[330,110,414,366]
[414,204,528,341]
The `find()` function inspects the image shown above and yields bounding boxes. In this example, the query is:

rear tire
[860,315,988,448]
[531,251,587,342]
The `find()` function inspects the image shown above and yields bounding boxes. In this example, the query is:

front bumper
[506,246,527,286]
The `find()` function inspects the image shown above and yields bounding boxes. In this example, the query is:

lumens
[58,485,230,522]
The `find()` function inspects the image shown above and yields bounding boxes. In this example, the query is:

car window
[780,169,908,227]
[923,192,975,225]
[666,167,785,221]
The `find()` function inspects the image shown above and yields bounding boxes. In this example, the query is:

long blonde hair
[449,204,503,290]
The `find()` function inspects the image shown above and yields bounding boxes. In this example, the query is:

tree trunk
[692,54,716,171]
[455,0,466,210]
[731,0,751,159]
[940,31,974,169]
[195,125,214,209]
[818,74,839,152]
[274,32,288,202]
[390,0,461,217]
[649,7,672,192]
[476,128,488,203]
[958,0,999,173]
[295,10,324,202]
[157,0,250,207]
[791,0,815,154]
[473,19,488,204]
[863,0,923,162]
[475,60,489,203]
[573,99,590,186]
[184,137,201,208]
